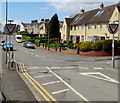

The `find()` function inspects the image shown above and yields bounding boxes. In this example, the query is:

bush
[91,41,102,51]
[50,43,58,49]
[117,40,120,48]
[35,39,40,46]
[80,41,93,52]
[73,43,80,48]
[22,35,35,42]
[102,40,117,51]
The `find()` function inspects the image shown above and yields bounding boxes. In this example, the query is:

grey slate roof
[68,3,120,26]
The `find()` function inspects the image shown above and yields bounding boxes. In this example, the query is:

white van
[15,35,23,43]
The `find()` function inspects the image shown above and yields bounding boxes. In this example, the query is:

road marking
[23,73,52,102]
[34,74,53,78]
[76,62,86,63]
[79,67,89,69]
[51,89,70,95]
[27,67,39,70]
[23,70,58,102]
[93,67,103,70]
[79,72,119,84]
[51,67,61,70]
[29,70,49,73]
[107,62,111,64]
[36,55,39,57]
[46,67,89,101]
[42,81,61,86]
[63,67,74,69]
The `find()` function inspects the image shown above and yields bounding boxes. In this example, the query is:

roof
[69,3,120,26]
[65,18,73,26]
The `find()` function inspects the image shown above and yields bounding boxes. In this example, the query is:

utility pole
[5,0,8,64]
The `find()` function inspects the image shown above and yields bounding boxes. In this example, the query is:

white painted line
[36,55,39,57]
[76,62,86,63]
[107,62,111,64]
[79,72,119,84]
[79,67,89,69]
[46,67,89,101]
[29,71,48,73]
[63,67,74,69]
[27,67,39,70]
[94,67,103,70]
[51,67,61,70]
[51,89,70,95]
[41,81,61,86]
[34,74,53,78]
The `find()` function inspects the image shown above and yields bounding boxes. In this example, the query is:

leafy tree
[49,14,60,39]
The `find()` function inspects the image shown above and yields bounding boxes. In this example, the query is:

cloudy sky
[0,1,119,27]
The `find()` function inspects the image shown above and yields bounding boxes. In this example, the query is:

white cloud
[49,2,117,14]
[39,7,48,10]
[1,0,119,2]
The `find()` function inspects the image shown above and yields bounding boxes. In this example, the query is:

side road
[2,58,38,102]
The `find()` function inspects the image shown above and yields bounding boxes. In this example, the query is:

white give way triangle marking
[79,72,119,84]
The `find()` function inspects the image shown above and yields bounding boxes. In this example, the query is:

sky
[0,1,119,28]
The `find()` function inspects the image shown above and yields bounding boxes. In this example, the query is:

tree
[49,14,60,39]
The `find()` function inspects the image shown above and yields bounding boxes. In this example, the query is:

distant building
[61,3,120,43]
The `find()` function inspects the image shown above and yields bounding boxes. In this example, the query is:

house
[61,3,120,43]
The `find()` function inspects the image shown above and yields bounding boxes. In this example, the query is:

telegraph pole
[5,0,8,64]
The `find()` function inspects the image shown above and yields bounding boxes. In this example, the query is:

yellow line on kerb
[25,72,59,103]
[23,73,52,103]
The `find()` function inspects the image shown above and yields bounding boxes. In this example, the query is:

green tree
[49,14,60,39]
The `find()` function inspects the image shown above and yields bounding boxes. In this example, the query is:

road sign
[108,24,119,34]
[5,24,16,35]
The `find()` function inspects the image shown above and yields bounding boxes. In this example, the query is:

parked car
[3,41,13,51]
[1,40,5,46]
[23,41,35,49]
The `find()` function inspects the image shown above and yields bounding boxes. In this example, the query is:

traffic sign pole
[108,23,119,68]
[111,33,115,68]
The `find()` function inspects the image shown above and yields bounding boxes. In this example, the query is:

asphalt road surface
[3,35,120,102]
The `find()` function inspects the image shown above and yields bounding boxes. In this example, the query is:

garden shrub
[91,41,102,51]
[117,40,120,48]
[102,40,117,51]
[80,41,93,52]
[50,43,58,49]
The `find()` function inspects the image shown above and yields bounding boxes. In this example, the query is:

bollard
[77,46,80,54]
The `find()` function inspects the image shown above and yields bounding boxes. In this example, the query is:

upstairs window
[88,24,92,29]
[81,25,85,30]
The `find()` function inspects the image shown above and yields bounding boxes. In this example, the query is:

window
[94,24,97,29]
[78,26,80,30]
[74,26,76,30]
[81,36,84,42]
[63,26,65,30]
[81,25,85,30]
[88,24,92,29]
[100,24,102,29]
[70,26,72,30]
[95,10,104,16]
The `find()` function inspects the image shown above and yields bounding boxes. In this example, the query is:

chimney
[100,3,104,9]
[80,9,85,14]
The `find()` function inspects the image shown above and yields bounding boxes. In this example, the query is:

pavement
[1,48,38,103]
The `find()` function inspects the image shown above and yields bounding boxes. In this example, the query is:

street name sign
[108,24,119,34]
[4,24,16,35]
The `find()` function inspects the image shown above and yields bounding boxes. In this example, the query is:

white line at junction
[34,74,53,78]
[41,81,61,86]
[46,67,89,101]
[51,89,70,95]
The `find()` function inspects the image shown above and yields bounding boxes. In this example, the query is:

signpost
[108,23,119,68]
[4,23,16,69]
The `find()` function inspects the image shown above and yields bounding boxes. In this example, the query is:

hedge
[91,41,102,51]
[80,41,93,52]
[102,40,117,51]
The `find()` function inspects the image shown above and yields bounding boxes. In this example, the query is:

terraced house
[61,3,120,43]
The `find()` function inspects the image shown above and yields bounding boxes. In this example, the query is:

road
[3,35,120,102]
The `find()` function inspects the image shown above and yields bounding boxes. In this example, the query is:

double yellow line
[20,63,59,103]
